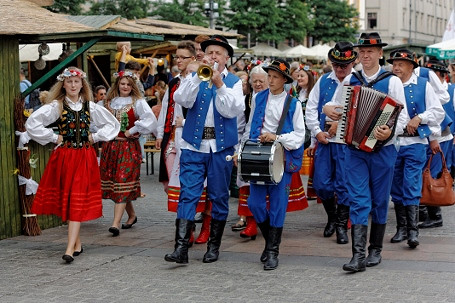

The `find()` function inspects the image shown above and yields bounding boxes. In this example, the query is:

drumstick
[226,153,238,161]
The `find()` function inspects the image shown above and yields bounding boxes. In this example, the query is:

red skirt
[32,145,102,222]
[237,172,309,215]
[100,139,142,203]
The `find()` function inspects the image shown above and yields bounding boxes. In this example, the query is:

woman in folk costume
[156,41,207,245]
[100,70,157,237]
[25,67,120,263]
[239,59,306,270]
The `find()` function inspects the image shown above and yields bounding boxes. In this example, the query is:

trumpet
[197,65,213,82]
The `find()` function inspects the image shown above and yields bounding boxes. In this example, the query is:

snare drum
[238,139,284,184]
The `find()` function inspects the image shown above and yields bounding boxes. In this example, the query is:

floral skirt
[100,139,142,203]
[32,145,102,222]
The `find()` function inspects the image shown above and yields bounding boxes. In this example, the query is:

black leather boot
[263,226,283,270]
[257,218,270,263]
[343,224,367,272]
[322,198,337,237]
[418,205,428,222]
[164,219,194,264]
[202,219,226,263]
[391,203,407,243]
[419,206,443,228]
[406,205,419,248]
[366,223,386,267]
[335,204,350,244]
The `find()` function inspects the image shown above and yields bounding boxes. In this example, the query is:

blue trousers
[391,144,427,206]
[313,142,350,206]
[427,139,453,178]
[177,147,234,221]
[345,145,397,225]
[248,172,292,227]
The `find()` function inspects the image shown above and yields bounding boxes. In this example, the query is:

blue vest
[350,68,392,93]
[404,77,431,138]
[182,73,239,151]
[317,73,339,128]
[445,83,455,134]
[250,89,304,172]
[419,67,430,80]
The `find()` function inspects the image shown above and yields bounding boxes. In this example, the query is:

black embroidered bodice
[58,101,91,148]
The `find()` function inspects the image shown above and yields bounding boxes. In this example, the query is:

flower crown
[113,70,138,80]
[57,68,87,81]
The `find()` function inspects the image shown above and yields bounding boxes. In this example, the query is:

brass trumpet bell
[197,65,213,81]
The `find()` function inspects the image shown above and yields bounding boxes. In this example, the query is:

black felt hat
[262,59,293,84]
[425,59,449,73]
[328,41,358,65]
[200,35,234,57]
[386,49,418,68]
[354,32,388,48]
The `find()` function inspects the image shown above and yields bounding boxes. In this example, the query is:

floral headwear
[113,70,138,81]
[57,68,87,81]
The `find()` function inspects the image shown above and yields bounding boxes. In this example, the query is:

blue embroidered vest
[445,83,455,134]
[404,77,431,138]
[317,73,338,129]
[250,89,304,173]
[182,73,239,151]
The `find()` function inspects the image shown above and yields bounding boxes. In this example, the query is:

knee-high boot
[202,219,226,263]
[322,198,337,237]
[263,226,283,271]
[164,219,194,264]
[419,206,443,228]
[405,205,419,248]
[335,204,350,244]
[391,203,407,243]
[195,214,211,244]
[343,224,367,272]
[366,223,386,267]
[257,218,270,263]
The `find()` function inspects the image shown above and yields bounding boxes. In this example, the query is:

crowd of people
[21,32,455,272]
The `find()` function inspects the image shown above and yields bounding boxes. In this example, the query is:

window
[367,12,377,29]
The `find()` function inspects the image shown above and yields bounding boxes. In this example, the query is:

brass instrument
[197,65,213,82]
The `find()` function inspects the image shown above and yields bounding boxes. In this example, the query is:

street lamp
[204,0,219,29]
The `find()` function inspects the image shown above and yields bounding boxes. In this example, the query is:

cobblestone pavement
[1,156,455,303]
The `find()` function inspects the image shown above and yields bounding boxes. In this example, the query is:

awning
[426,38,455,59]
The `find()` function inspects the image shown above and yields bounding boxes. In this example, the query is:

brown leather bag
[420,152,455,207]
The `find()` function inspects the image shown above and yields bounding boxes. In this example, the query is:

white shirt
[174,67,245,153]
[241,90,306,151]
[107,96,157,136]
[25,97,120,145]
[399,73,444,146]
[156,74,184,139]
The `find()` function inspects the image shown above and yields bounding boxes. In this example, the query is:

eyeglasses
[173,55,192,61]
[332,63,350,69]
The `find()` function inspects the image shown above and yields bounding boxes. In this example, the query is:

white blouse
[25,97,120,146]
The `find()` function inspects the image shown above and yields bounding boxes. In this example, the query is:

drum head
[270,142,284,183]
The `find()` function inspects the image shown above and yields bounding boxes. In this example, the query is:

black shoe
[122,217,138,229]
[231,219,246,231]
[418,218,443,229]
[73,247,84,256]
[62,254,74,263]
[108,227,120,237]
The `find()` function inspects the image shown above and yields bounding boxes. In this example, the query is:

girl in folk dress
[26,67,120,263]
[100,70,157,237]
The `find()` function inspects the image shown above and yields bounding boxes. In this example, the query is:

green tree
[224,0,281,46]
[306,0,359,43]
[277,0,313,43]
[46,0,86,14]
[89,0,151,20]
[150,0,209,27]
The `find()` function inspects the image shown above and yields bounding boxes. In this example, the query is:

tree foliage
[306,0,359,43]
[150,0,210,27]
[278,0,313,43]
[46,0,86,15]
[88,0,151,20]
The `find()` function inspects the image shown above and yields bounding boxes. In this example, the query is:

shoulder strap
[276,94,293,136]
[351,71,366,86]
[366,71,394,88]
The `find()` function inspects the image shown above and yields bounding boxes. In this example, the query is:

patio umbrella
[426,38,455,59]
[283,45,312,58]
[251,43,284,57]
[307,44,331,60]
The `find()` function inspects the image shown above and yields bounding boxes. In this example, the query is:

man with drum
[306,41,358,245]
[341,32,409,273]
[387,49,444,249]
[164,35,244,264]
[239,59,305,270]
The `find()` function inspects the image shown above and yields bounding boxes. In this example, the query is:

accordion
[335,85,403,152]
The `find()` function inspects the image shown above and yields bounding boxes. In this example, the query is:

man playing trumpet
[164,35,244,264]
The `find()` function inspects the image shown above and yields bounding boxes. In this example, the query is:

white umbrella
[307,44,331,60]
[426,38,455,59]
[283,44,312,58]
[251,43,283,57]
[19,43,63,62]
